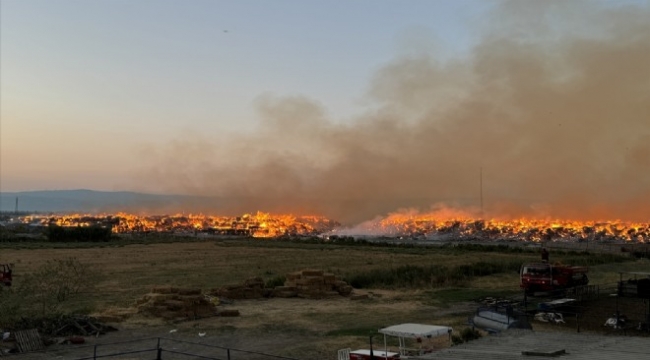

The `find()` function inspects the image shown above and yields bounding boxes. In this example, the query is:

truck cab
[520,262,588,295]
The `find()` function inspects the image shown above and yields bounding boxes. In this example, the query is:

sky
[1,0,489,191]
[1,0,649,223]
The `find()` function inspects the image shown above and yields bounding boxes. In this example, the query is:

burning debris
[15,212,340,238]
[333,213,650,243]
[9,211,650,243]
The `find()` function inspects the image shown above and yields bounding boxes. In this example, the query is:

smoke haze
[138,1,650,224]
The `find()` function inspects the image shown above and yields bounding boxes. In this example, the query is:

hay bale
[177,288,202,295]
[134,297,149,306]
[326,291,341,298]
[218,309,240,317]
[242,288,264,299]
[286,272,302,281]
[192,303,218,318]
[323,273,336,284]
[301,269,324,277]
[300,276,324,285]
[334,280,348,288]
[164,300,186,311]
[243,277,265,288]
[151,286,174,294]
[178,295,204,304]
[150,294,179,305]
[337,285,353,296]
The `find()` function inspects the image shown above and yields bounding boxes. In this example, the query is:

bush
[265,275,286,288]
[345,260,524,289]
[0,257,97,329]
[452,328,482,345]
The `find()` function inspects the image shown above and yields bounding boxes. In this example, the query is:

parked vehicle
[470,305,532,333]
[520,262,588,295]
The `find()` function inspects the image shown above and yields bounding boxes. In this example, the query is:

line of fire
[3,212,650,242]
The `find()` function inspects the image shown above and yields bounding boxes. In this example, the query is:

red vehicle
[520,262,588,295]
[1,263,12,287]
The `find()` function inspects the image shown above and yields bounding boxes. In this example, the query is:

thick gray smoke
[138,1,650,224]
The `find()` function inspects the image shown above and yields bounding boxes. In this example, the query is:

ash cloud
[137,1,650,224]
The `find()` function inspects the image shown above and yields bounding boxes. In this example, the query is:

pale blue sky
[1,0,646,192]
[1,0,494,191]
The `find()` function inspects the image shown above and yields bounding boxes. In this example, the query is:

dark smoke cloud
[136,1,650,224]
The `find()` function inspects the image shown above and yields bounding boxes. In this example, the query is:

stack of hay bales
[135,286,216,321]
[276,269,353,299]
[210,277,271,299]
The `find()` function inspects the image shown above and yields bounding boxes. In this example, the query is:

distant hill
[0,189,203,213]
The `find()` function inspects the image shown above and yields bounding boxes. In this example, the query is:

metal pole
[93,345,97,360]
[227,348,231,360]
[157,347,162,360]
[369,335,374,360]
[478,166,483,217]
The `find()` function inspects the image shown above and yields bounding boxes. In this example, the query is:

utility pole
[15,197,18,215]
[478,166,483,217]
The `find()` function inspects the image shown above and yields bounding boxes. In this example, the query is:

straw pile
[275,269,353,299]
[134,286,217,321]
[210,277,271,299]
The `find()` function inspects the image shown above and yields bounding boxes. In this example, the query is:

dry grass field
[2,238,649,359]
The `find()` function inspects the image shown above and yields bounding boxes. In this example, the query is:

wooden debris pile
[210,277,271,300]
[10,315,118,337]
[134,286,217,320]
[48,315,117,337]
[274,269,353,299]
[14,329,44,353]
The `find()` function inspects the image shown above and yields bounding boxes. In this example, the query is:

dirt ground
[3,240,649,359]
[7,290,476,360]
[13,291,648,360]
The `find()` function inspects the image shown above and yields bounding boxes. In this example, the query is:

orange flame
[15,210,650,242]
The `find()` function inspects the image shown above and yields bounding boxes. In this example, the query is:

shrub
[0,257,97,329]
[451,328,482,345]
[345,260,523,289]
[265,275,286,288]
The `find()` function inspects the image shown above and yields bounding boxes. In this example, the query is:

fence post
[93,344,97,360]
[227,348,231,360]
[157,347,162,360]
[157,337,161,349]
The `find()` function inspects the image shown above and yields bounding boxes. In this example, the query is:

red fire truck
[520,262,588,295]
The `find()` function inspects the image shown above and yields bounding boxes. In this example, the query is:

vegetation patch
[424,288,520,306]
[345,260,525,289]
[326,327,378,337]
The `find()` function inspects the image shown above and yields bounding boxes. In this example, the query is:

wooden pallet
[14,329,44,353]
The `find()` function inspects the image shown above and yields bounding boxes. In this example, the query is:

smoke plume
[138,1,650,224]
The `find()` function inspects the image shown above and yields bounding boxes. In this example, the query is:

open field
[2,238,650,359]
